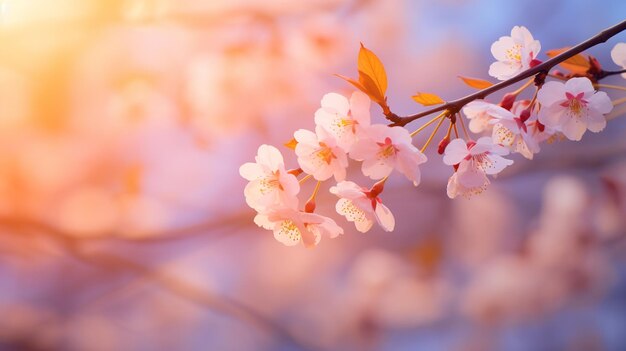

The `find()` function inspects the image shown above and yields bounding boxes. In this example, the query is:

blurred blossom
[0,1,624,350]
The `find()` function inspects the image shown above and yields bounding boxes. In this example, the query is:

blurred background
[0,0,625,350]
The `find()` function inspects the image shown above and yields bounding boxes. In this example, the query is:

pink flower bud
[499,93,517,111]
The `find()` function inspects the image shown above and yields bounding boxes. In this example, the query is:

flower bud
[288,168,303,176]
[304,199,316,213]
[369,179,385,198]
[438,136,450,155]
[520,108,531,123]
[499,92,516,110]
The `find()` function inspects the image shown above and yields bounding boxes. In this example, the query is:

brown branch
[389,19,626,127]
[0,211,251,244]
[3,221,323,351]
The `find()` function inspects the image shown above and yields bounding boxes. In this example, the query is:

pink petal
[443,138,469,165]
[329,181,364,199]
[361,157,393,180]
[374,203,395,232]
[349,91,371,127]
[489,61,520,80]
[585,112,607,133]
[564,77,594,95]
[537,81,567,107]
[256,144,284,171]
[491,36,516,62]
[293,129,318,146]
[239,162,264,181]
[470,136,494,155]
[483,154,514,175]
[560,117,587,141]
[588,91,613,115]
[457,160,489,188]
[321,92,350,115]
[538,104,566,129]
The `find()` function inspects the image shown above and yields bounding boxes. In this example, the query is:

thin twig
[389,19,626,127]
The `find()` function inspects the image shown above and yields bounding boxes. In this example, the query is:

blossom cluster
[240,91,428,247]
[242,25,622,247]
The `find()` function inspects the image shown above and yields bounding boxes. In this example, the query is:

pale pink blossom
[537,77,613,141]
[240,144,299,211]
[294,127,348,181]
[349,125,427,186]
[462,100,512,134]
[489,26,541,80]
[443,137,513,198]
[330,181,394,232]
[254,208,343,247]
[314,91,371,151]
[491,100,553,159]
[610,42,626,79]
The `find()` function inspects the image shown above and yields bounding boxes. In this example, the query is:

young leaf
[335,74,368,94]
[412,92,445,106]
[546,48,590,74]
[358,71,386,105]
[458,76,494,89]
[284,138,298,150]
[357,43,388,98]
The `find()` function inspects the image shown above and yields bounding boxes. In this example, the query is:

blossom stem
[311,181,322,198]
[388,19,626,127]
[299,174,312,184]
[595,83,626,92]
[612,96,626,106]
[445,121,454,139]
[457,113,470,139]
[410,111,447,137]
[453,122,459,138]
[511,78,534,96]
[528,86,540,111]
[420,115,446,153]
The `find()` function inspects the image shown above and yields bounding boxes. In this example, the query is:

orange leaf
[458,76,494,89]
[358,71,386,105]
[412,92,445,106]
[357,43,388,98]
[335,73,367,92]
[546,47,590,74]
[284,138,298,150]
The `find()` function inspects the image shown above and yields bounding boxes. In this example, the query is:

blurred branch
[0,211,252,243]
[2,219,323,351]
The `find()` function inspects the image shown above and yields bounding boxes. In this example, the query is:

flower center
[560,92,588,116]
[506,44,522,62]
[259,171,283,194]
[376,137,398,159]
[316,142,337,164]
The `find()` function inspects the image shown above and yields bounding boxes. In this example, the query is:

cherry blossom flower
[489,26,541,80]
[443,137,514,198]
[537,77,613,141]
[254,208,343,247]
[330,181,395,232]
[491,100,552,159]
[294,127,349,181]
[463,100,514,133]
[240,144,299,211]
[610,42,626,78]
[314,91,371,151]
[349,125,427,186]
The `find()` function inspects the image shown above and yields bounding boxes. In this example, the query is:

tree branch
[3,221,323,351]
[389,19,626,127]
